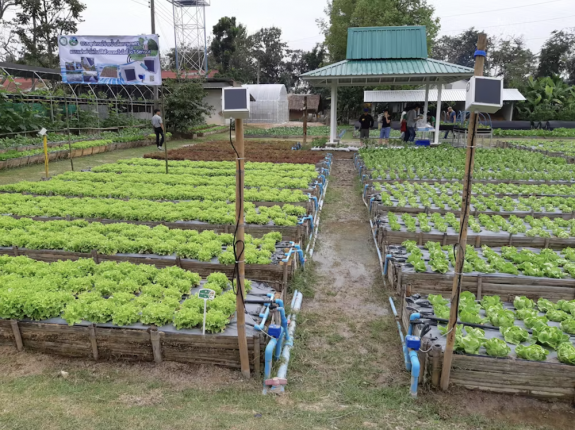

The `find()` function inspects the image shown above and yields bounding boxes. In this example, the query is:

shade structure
[243,84,289,124]
[300,26,475,144]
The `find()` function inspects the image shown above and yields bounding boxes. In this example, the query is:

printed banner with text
[58,35,161,86]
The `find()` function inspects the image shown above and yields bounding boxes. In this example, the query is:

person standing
[405,104,419,142]
[444,106,456,139]
[152,108,165,150]
[379,109,392,145]
[400,109,408,141]
[358,108,374,144]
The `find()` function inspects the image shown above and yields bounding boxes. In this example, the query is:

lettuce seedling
[516,344,549,361]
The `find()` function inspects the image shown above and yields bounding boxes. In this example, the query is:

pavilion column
[330,83,338,143]
[423,83,430,123]
[434,84,443,145]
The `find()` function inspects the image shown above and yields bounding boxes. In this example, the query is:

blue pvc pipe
[274,326,285,360]
[408,313,421,336]
[389,298,410,371]
[275,299,284,308]
[264,337,278,381]
[276,307,289,342]
[383,254,392,275]
[363,184,369,199]
[409,349,420,398]
[369,197,375,213]
[308,195,318,211]
[254,306,270,331]
[291,290,298,309]
[294,245,305,266]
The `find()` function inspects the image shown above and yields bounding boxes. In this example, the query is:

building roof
[364,88,526,103]
[346,26,428,60]
[288,94,321,112]
[301,58,474,86]
[1,77,50,93]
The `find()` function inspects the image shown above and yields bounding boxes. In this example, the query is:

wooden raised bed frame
[397,297,575,400]
[0,319,264,372]
[375,225,575,250]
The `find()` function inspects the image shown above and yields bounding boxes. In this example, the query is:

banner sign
[58,35,161,86]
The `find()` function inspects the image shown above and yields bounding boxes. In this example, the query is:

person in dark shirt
[359,108,374,143]
[379,109,392,146]
[444,106,456,139]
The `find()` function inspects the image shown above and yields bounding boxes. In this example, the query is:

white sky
[5,0,575,56]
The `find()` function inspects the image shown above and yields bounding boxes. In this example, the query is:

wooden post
[235,118,251,378]
[65,97,74,171]
[10,320,23,351]
[43,135,49,179]
[303,95,308,145]
[162,92,169,174]
[440,33,488,391]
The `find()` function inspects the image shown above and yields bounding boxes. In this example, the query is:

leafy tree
[537,30,575,80]
[0,0,16,20]
[250,27,288,84]
[321,0,440,62]
[12,0,86,68]
[490,36,536,88]
[432,28,491,69]
[517,75,575,121]
[210,17,247,75]
[163,77,213,133]
[281,44,326,93]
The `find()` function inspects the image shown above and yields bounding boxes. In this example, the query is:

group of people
[358,105,458,145]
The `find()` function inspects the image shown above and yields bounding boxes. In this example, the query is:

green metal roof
[301,58,474,86]
[346,26,428,60]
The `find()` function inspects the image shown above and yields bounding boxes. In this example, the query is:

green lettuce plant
[485,338,511,357]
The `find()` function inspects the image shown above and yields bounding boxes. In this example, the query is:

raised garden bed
[384,243,575,301]
[374,213,575,250]
[398,294,575,399]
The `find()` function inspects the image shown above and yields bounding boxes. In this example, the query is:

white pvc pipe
[274,292,303,392]
[434,85,443,145]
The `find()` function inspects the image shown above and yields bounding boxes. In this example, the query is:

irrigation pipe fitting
[308,194,319,212]
[266,292,303,395]
[369,196,375,213]
[254,305,271,331]
[383,254,393,276]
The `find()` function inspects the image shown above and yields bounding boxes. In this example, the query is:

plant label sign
[199,289,215,335]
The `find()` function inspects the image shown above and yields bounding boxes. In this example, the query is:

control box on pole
[222,87,251,119]
[465,76,503,113]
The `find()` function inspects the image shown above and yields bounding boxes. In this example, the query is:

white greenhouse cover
[243,84,289,124]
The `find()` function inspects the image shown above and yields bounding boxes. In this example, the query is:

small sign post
[198,289,215,335]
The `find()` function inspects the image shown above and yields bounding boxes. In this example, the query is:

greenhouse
[243,84,289,124]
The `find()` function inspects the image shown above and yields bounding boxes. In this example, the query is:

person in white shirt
[151,109,164,150]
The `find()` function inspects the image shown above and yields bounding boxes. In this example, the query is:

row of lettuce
[0,255,245,333]
[428,292,575,365]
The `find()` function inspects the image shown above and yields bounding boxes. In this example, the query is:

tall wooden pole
[303,95,308,145]
[440,33,488,391]
[65,97,74,171]
[234,118,251,378]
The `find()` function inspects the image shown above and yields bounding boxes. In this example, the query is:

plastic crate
[415,139,430,146]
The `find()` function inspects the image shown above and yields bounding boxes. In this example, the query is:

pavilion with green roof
[301,26,474,144]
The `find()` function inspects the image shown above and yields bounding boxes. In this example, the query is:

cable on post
[229,121,246,310]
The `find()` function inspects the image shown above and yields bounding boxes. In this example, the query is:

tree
[321,0,440,62]
[250,27,287,84]
[0,0,16,20]
[13,0,86,68]
[490,36,536,88]
[211,17,247,74]
[537,30,575,79]
[432,28,491,69]
[163,77,213,133]
[517,75,575,121]
[282,44,326,92]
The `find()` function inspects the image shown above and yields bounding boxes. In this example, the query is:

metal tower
[168,0,210,74]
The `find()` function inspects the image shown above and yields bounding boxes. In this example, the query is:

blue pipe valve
[406,335,421,351]
[267,324,282,339]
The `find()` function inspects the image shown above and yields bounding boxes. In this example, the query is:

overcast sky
[7,0,575,56]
